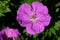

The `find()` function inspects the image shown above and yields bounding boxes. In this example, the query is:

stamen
[30,14,37,22]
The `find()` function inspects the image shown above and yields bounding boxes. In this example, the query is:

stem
[13,37,15,40]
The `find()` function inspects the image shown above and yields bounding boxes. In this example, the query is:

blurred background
[0,0,60,40]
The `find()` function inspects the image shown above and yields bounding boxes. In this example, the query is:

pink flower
[0,31,3,40]
[3,27,20,40]
[0,30,7,40]
[16,2,51,35]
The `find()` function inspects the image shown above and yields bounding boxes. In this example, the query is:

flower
[16,2,51,35]
[4,27,20,40]
[0,27,20,40]
[0,31,3,40]
[0,30,7,40]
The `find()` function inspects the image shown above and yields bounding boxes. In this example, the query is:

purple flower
[16,2,51,35]
[0,31,3,40]
[4,27,20,40]
[0,27,21,40]
[0,30,7,40]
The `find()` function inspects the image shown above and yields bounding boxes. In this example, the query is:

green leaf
[0,13,5,16]
[23,0,43,4]
[45,29,49,36]
[39,0,43,2]
[56,8,59,12]
[23,30,26,33]
[24,0,32,4]
[58,16,60,18]
[26,33,29,36]
[54,21,60,30]
[48,31,52,37]
[50,28,56,35]
[29,34,32,37]
[25,38,28,40]
[41,36,44,40]
[25,32,32,37]
[33,35,37,38]
[33,34,38,40]
[57,37,60,40]
[21,36,24,40]
[0,0,10,17]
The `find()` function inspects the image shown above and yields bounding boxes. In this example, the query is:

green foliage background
[0,0,60,40]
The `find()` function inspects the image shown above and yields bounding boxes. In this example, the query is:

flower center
[30,14,37,22]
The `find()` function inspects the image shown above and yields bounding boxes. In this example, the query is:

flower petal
[4,28,20,38]
[38,14,51,21]
[32,21,45,34]
[32,2,48,14]
[37,14,51,26]
[41,15,51,26]
[42,21,51,26]
[17,17,32,27]
[17,10,30,21]
[26,24,36,35]
[17,3,32,25]
[18,3,32,15]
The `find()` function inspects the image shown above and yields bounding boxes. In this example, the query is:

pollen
[30,14,38,22]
